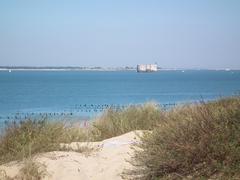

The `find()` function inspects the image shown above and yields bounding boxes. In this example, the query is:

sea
[0,70,240,126]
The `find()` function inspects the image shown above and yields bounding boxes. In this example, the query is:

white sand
[0,131,143,180]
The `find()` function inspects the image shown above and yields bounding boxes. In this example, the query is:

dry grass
[125,97,240,179]
[0,102,163,164]
[16,159,48,180]
[0,158,47,180]
[1,97,240,179]
[59,143,97,157]
[90,102,164,141]
[0,119,89,164]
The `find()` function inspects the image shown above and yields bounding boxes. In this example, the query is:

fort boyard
[137,64,158,72]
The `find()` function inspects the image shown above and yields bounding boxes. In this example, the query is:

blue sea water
[0,70,240,124]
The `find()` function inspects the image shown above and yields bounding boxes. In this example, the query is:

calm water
[0,70,240,123]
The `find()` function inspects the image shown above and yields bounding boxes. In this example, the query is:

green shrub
[126,97,240,179]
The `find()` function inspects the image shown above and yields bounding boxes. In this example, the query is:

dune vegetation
[0,119,89,164]
[90,102,163,141]
[0,97,239,179]
[125,97,240,179]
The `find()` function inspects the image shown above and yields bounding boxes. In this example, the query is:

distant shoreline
[0,68,135,72]
[0,67,239,71]
[0,67,135,72]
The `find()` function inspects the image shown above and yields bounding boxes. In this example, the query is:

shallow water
[0,70,239,124]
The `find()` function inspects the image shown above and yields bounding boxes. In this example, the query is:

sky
[0,0,240,69]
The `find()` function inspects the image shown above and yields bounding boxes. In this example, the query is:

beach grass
[0,97,240,179]
[0,158,47,180]
[90,102,163,141]
[0,102,163,164]
[0,119,89,164]
[125,97,240,179]
[16,158,47,180]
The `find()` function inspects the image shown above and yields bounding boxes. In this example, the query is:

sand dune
[0,131,143,180]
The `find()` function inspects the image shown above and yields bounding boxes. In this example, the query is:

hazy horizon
[0,1,240,69]
[0,65,239,70]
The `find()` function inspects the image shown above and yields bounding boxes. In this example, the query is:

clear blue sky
[0,0,240,69]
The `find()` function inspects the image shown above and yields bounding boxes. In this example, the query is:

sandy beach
[0,131,142,180]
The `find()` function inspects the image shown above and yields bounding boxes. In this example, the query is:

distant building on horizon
[137,64,158,72]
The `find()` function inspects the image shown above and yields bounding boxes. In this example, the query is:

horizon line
[0,66,239,71]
